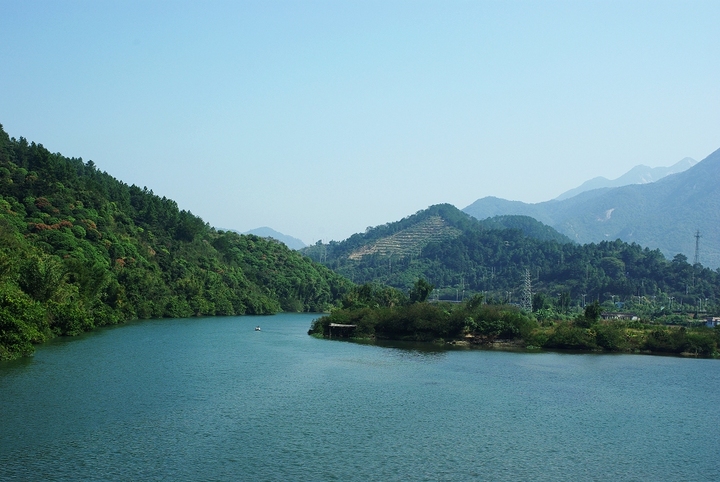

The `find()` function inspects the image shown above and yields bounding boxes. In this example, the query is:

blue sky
[1,1,719,244]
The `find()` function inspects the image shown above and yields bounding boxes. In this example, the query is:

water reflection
[328,335,534,359]
[328,337,451,359]
[0,355,35,373]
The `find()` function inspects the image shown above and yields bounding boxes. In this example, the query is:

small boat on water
[255,326,261,331]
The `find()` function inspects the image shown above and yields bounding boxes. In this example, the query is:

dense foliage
[310,286,720,356]
[0,125,351,360]
[310,283,536,343]
[305,204,720,317]
[478,215,573,244]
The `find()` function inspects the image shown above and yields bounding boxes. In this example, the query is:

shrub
[594,322,627,351]
[545,323,597,350]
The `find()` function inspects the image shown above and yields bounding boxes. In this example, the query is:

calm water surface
[1,313,719,481]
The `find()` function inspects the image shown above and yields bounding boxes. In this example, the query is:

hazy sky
[1,1,719,244]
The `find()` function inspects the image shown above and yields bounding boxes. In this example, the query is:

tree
[532,292,552,311]
[584,300,602,324]
[409,278,434,303]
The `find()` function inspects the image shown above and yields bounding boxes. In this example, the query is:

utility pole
[694,230,702,265]
[521,268,532,312]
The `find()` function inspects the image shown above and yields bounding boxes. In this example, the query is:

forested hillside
[0,125,351,360]
[477,215,572,244]
[305,204,720,316]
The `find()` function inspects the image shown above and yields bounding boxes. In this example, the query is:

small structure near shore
[328,323,357,338]
[601,312,639,321]
[705,317,720,328]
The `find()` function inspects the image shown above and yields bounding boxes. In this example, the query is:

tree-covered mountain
[302,204,571,265]
[478,215,573,244]
[554,157,696,201]
[464,147,720,268]
[303,204,471,261]
[304,204,720,316]
[0,125,351,360]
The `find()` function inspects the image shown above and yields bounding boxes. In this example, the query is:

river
[1,313,718,481]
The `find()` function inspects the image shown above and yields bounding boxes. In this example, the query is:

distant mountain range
[241,227,306,250]
[554,158,697,201]
[464,149,720,268]
[218,227,307,250]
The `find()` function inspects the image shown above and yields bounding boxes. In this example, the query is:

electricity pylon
[521,268,532,312]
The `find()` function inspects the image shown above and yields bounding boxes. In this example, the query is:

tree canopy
[0,124,351,360]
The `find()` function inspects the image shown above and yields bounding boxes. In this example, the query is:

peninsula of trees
[310,281,720,357]
[0,125,350,360]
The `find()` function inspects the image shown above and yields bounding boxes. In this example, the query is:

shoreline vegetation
[0,124,350,361]
[309,282,720,358]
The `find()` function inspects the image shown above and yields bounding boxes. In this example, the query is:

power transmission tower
[694,230,701,265]
[521,268,532,312]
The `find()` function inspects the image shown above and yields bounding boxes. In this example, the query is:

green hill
[304,204,720,315]
[0,125,351,360]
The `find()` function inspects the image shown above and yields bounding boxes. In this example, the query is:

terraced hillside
[301,204,491,289]
[347,215,462,260]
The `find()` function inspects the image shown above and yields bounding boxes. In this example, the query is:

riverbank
[310,303,720,358]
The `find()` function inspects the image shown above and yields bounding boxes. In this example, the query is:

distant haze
[464,147,720,268]
[242,227,306,250]
[1,2,719,244]
[554,158,697,201]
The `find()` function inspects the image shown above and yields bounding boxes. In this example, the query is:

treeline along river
[1,313,718,481]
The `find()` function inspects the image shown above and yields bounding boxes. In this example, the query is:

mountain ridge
[555,157,697,201]
[238,227,306,250]
[464,147,720,268]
